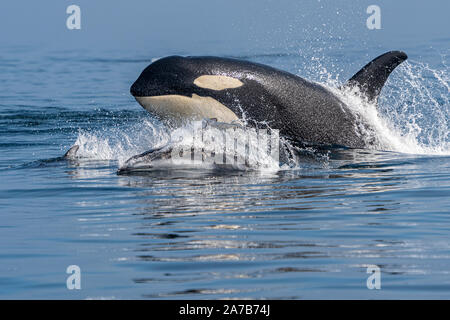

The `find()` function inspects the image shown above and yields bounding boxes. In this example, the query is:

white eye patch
[193,75,243,91]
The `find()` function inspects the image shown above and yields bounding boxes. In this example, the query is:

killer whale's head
[130,56,255,124]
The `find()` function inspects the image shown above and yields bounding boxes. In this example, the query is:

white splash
[327,60,449,155]
[72,118,281,171]
[72,118,170,165]
[71,56,449,173]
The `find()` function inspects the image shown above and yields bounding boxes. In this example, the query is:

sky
[0,0,448,55]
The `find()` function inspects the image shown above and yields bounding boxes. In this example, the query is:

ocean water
[0,40,449,299]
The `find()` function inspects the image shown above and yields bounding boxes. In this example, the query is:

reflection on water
[33,148,447,299]
[1,137,449,299]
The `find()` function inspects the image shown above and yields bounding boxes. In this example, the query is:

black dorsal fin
[344,51,407,102]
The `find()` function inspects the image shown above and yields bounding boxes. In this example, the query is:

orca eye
[193,75,243,91]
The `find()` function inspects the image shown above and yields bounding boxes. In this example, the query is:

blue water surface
[0,2,449,299]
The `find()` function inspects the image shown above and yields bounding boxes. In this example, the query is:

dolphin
[130,51,407,149]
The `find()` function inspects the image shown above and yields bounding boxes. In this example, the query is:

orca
[130,51,407,149]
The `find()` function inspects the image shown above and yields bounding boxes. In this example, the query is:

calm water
[0,41,449,299]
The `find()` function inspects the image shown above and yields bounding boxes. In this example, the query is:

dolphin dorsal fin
[344,51,407,102]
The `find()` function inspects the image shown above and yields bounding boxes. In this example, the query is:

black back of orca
[130,51,407,148]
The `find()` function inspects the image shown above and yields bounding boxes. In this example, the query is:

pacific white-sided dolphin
[130,51,407,149]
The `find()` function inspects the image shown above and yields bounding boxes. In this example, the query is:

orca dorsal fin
[344,51,407,102]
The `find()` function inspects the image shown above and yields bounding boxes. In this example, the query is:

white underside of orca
[135,94,239,124]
